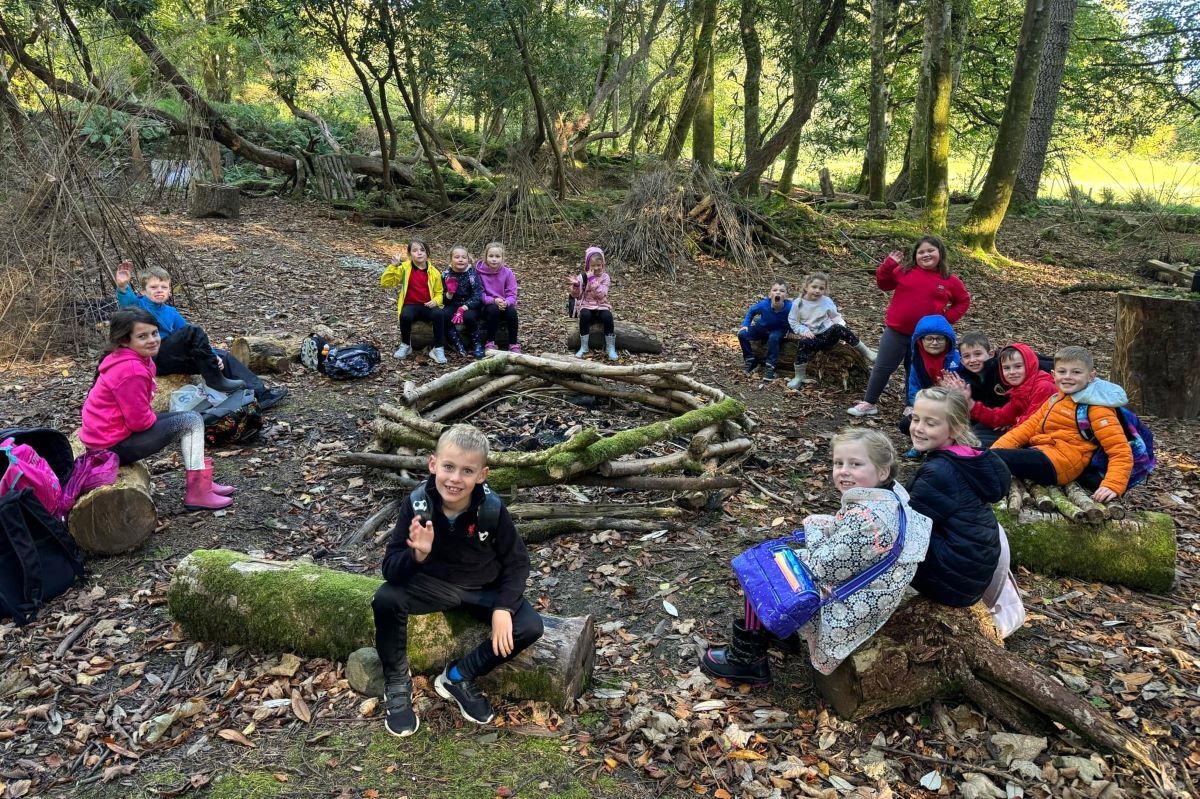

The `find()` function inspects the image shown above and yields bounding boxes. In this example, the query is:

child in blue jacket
[737,280,792,380]
[898,315,962,453]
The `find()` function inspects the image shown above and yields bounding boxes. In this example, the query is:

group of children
[382,240,621,363]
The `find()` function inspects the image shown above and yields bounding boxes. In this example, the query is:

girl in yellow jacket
[381,238,447,364]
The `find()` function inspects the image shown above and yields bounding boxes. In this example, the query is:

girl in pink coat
[80,308,232,510]
[569,246,618,361]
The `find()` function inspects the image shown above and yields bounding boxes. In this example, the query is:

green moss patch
[208,771,284,799]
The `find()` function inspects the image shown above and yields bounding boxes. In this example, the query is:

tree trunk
[167,550,595,709]
[1112,292,1200,419]
[730,0,847,195]
[740,0,763,161]
[229,335,302,374]
[693,1,717,170]
[68,464,156,555]
[865,0,900,202]
[776,133,802,195]
[995,507,1175,592]
[959,0,1053,252]
[1012,0,1078,206]
[567,320,664,354]
[812,598,1158,769]
[663,0,717,163]
[900,6,939,203]
[924,0,967,231]
[188,183,240,219]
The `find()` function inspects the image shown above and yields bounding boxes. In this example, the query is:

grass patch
[209,771,284,799]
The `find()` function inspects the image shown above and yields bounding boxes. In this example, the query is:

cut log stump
[813,597,1160,770]
[1112,291,1200,418]
[565,320,663,355]
[749,338,872,383]
[189,183,241,219]
[410,320,510,351]
[152,374,200,413]
[230,335,303,374]
[167,550,595,708]
[68,463,156,555]
[996,508,1176,592]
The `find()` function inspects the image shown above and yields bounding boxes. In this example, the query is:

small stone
[267,653,302,678]
[347,647,385,697]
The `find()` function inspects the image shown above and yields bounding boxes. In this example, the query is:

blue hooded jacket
[116,285,189,337]
[907,314,963,404]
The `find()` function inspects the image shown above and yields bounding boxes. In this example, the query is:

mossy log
[167,550,594,708]
[544,397,745,480]
[355,428,604,470]
[748,339,871,384]
[565,320,664,354]
[812,598,1157,769]
[995,508,1175,592]
[1045,485,1086,522]
[229,335,302,374]
[68,463,156,555]
[1063,483,1105,523]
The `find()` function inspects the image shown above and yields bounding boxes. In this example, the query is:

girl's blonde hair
[914,387,980,447]
[449,244,472,259]
[484,241,505,258]
[801,272,830,293]
[830,427,896,483]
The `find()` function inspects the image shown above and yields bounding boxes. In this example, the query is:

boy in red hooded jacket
[965,343,1056,446]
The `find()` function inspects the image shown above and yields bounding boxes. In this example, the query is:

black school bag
[202,388,263,446]
[0,489,85,625]
[323,344,381,380]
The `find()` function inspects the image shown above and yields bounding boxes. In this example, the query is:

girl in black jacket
[906,387,1012,608]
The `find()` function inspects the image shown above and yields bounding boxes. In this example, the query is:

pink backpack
[0,438,64,518]
[56,450,119,517]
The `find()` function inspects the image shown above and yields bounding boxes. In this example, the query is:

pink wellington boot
[185,469,234,511]
[204,458,236,496]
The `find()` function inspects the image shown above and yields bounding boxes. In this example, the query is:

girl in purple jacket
[79,309,233,510]
[475,242,521,353]
[569,246,618,361]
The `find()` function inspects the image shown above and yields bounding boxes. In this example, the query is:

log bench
[167,550,594,708]
[409,319,510,351]
[66,433,157,555]
[565,320,663,354]
[749,337,872,384]
[230,334,303,374]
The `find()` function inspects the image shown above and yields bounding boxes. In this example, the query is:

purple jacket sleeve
[503,268,519,307]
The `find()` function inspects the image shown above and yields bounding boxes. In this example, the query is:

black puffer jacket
[906,449,1011,607]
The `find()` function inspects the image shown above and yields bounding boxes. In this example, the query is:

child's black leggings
[400,304,444,346]
[372,573,544,683]
[110,412,205,470]
[578,308,614,336]
[793,324,860,365]
[483,304,519,346]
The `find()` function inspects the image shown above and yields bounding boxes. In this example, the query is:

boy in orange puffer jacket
[992,346,1132,502]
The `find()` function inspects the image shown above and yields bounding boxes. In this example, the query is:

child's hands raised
[887,250,904,264]
[940,372,972,400]
[115,259,134,289]
[407,515,435,561]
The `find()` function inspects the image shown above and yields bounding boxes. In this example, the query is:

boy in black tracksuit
[371,424,543,737]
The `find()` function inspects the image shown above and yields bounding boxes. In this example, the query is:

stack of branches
[1004,479,1126,525]
[600,165,792,275]
[338,351,755,545]
[0,86,195,361]
[453,150,580,246]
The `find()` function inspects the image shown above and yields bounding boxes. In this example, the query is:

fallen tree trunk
[995,508,1175,592]
[167,550,594,708]
[812,598,1158,769]
[229,335,302,374]
[68,463,156,555]
[566,320,664,355]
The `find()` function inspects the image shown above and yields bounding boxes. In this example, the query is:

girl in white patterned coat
[701,428,932,682]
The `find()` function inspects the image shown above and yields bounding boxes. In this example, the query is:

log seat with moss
[749,338,872,384]
[167,550,594,708]
[565,320,663,354]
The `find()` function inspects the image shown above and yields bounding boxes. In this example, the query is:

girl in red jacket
[847,236,970,418]
[79,309,232,510]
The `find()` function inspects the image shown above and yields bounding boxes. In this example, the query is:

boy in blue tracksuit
[737,280,792,380]
[898,314,963,450]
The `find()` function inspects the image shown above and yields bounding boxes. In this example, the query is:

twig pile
[1005,479,1132,525]
[339,351,755,542]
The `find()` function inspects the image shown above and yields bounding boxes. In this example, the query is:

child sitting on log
[114,260,288,410]
[383,238,447,364]
[906,388,1024,637]
[737,279,792,381]
[948,332,1057,445]
[80,308,233,510]
[949,343,1057,447]
[700,429,932,682]
[476,242,522,353]
[441,245,486,360]
[991,346,1133,503]
[785,272,876,389]
[570,246,619,361]
[372,424,544,737]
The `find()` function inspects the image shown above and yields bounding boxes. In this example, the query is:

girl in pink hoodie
[80,308,232,511]
[475,242,521,353]
[569,246,618,361]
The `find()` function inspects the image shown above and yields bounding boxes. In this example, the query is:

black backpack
[409,482,502,539]
[202,389,263,446]
[323,344,382,380]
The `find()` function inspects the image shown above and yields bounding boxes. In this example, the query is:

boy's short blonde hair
[915,387,980,448]
[830,427,896,482]
[139,266,171,287]
[1054,346,1094,371]
[436,424,490,461]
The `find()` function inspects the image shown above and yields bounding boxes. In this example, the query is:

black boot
[472,331,485,360]
[198,359,247,393]
[743,357,760,374]
[699,619,770,685]
[446,325,468,356]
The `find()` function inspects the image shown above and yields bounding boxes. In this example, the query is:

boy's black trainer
[435,665,495,724]
[743,357,759,374]
[383,680,419,737]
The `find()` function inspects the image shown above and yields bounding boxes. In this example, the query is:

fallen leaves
[216,728,256,748]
